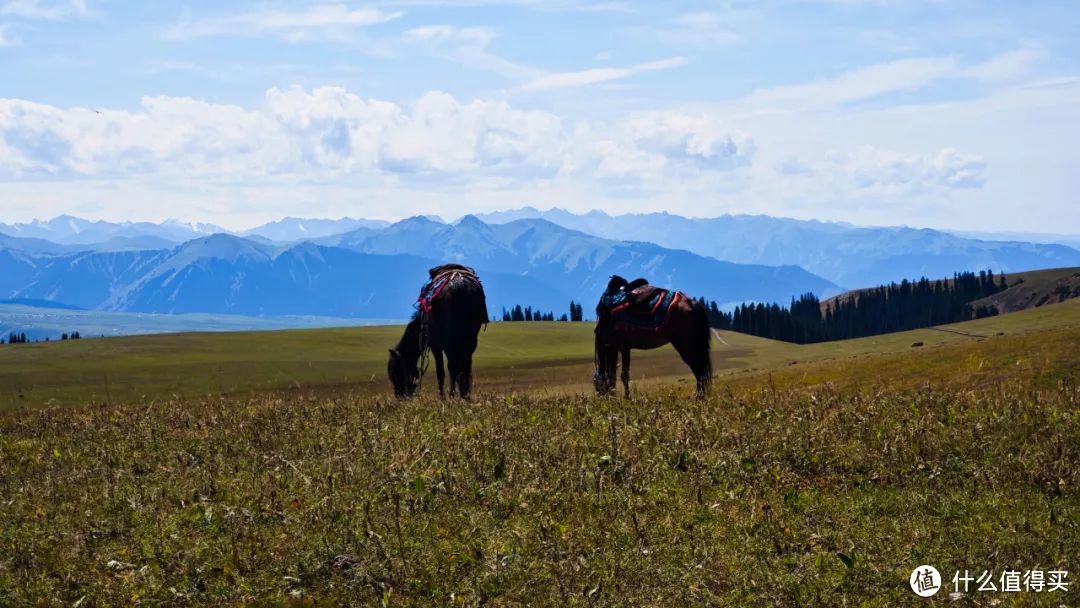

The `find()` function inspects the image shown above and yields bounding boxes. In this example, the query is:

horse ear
[389,348,400,360]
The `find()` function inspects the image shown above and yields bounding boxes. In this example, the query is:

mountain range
[0,217,836,320]
[0,215,226,245]
[2,209,1079,326]
[472,208,1080,288]
[7,210,1077,291]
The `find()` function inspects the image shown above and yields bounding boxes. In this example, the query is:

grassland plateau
[0,298,1078,605]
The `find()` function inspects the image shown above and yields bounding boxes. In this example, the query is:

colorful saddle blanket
[598,285,683,332]
[416,264,482,315]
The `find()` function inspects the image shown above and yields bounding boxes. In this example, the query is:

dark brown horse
[594,275,712,397]
[388,264,488,399]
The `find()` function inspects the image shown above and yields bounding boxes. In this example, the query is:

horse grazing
[388,264,489,399]
[594,275,712,398]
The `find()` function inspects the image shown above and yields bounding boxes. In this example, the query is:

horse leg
[447,351,461,398]
[459,353,473,399]
[604,346,618,395]
[460,332,478,399]
[621,348,631,398]
[433,348,446,399]
[672,336,709,399]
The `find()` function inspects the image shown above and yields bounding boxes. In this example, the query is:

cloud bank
[0,86,766,185]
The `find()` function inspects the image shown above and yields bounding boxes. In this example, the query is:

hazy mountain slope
[0,298,84,310]
[242,217,390,242]
[473,207,1080,288]
[90,235,178,251]
[0,215,227,244]
[951,230,1080,251]
[13,249,173,309]
[0,249,42,298]
[94,236,571,318]
[331,216,838,305]
[1,217,838,320]
[0,232,81,256]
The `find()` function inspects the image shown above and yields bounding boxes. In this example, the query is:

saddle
[428,263,478,280]
[597,278,683,333]
[417,264,482,315]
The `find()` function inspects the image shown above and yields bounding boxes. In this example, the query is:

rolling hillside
[969,267,1080,313]
[822,266,1080,313]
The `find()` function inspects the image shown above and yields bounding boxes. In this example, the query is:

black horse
[594,275,712,398]
[388,264,489,399]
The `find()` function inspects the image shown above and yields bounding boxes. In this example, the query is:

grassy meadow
[3,298,1079,411]
[1,300,1078,605]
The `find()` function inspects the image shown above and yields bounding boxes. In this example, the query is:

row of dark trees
[501,306,565,322]
[500,270,1005,344]
[501,301,586,322]
[2,331,82,345]
[696,270,1007,344]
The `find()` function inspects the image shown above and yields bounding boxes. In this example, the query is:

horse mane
[429,263,478,280]
[393,312,426,363]
[605,275,629,294]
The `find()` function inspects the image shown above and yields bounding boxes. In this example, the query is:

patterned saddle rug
[416,264,482,315]
[598,284,683,333]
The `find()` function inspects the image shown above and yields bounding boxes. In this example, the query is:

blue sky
[1,0,1078,232]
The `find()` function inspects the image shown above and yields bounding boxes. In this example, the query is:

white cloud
[520,56,685,92]
[623,112,755,171]
[0,87,568,179]
[402,24,538,80]
[165,4,402,42]
[735,49,1041,114]
[557,111,754,184]
[643,11,742,49]
[963,48,1041,83]
[0,86,759,189]
[0,0,90,20]
[745,56,960,110]
[827,145,987,193]
[379,0,624,11]
[404,24,494,46]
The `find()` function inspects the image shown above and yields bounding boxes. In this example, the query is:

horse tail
[475,283,490,327]
[690,298,712,388]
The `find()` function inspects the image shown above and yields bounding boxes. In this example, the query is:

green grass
[0,323,598,411]
[1,362,1076,605]
[1,302,1078,605]
[3,299,1080,411]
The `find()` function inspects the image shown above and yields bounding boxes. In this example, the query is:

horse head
[387,348,420,398]
[388,315,425,398]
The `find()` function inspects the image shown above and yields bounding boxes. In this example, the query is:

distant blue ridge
[0,298,84,310]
